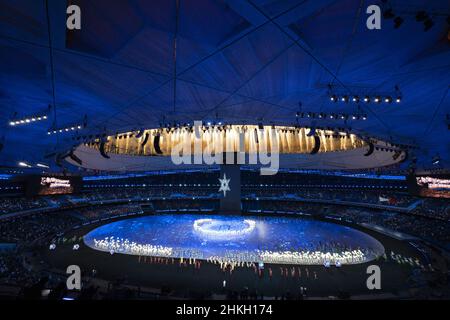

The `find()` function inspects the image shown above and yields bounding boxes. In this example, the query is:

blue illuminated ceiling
[0,0,449,172]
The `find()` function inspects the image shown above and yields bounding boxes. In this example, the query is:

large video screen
[409,175,450,199]
[25,175,82,196]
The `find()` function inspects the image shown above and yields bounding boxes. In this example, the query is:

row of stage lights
[329,95,401,104]
[47,125,83,135]
[18,161,49,169]
[8,109,87,136]
[48,116,87,135]
[156,122,246,134]
[296,112,367,121]
[159,121,221,129]
[9,115,47,126]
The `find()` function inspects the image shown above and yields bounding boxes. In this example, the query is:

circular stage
[83,214,385,265]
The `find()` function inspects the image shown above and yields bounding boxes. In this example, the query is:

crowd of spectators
[0,197,49,215]
[70,204,143,221]
[244,200,450,247]
[0,252,39,288]
[412,199,450,221]
[1,185,449,225]
[298,189,415,207]
[333,207,450,246]
[0,211,80,295]
[69,187,217,203]
[152,199,217,212]
[243,188,417,208]
[0,213,80,244]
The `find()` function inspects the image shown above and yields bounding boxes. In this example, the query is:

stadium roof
[0,0,449,172]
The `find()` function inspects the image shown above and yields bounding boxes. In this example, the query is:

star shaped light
[218,173,231,197]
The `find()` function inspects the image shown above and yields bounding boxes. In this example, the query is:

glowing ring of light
[193,218,256,238]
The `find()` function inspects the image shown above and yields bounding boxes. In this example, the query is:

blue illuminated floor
[83,214,385,265]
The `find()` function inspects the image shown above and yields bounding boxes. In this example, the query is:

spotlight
[318,113,324,119]
[18,161,31,168]
[395,96,401,103]
[36,163,49,169]
[9,122,15,126]
[384,96,392,103]
[363,96,370,103]
[394,16,404,29]
[432,155,440,165]
[352,115,358,120]
[424,18,434,31]
[352,96,359,103]
[330,95,337,102]
[341,95,349,103]
[362,115,367,120]
[374,96,381,103]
